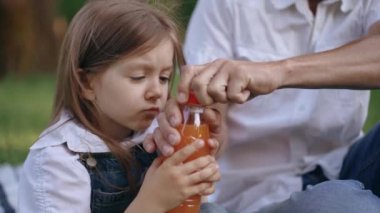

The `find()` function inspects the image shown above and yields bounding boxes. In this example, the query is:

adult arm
[177,21,380,105]
[282,21,380,90]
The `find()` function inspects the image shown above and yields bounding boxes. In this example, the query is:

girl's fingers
[185,182,213,197]
[181,155,214,174]
[145,156,164,176]
[203,169,221,182]
[166,140,205,165]
[200,184,216,196]
[151,156,164,168]
[187,163,219,185]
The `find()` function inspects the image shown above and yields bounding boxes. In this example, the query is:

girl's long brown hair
[52,0,184,190]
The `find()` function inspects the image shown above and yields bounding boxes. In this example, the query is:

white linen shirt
[18,111,156,213]
[184,0,380,212]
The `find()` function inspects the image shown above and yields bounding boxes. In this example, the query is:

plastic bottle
[166,92,210,213]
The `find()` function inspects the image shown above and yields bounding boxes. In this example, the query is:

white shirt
[18,111,156,212]
[184,0,380,212]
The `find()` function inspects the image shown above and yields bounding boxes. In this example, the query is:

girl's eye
[130,76,145,81]
[160,75,170,84]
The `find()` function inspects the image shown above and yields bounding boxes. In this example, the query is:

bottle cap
[187,91,200,105]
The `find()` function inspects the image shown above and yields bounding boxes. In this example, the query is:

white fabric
[184,0,380,212]
[0,164,21,211]
[18,111,156,212]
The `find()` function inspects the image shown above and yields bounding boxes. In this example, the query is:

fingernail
[208,139,216,147]
[195,140,204,148]
[177,92,187,103]
[168,134,179,145]
[163,146,173,156]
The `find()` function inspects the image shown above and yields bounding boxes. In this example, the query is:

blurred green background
[0,0,197,164]
[0,0,379,165]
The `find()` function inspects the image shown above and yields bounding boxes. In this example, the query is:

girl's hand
[131,140,221,212]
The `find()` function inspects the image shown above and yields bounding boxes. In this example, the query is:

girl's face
[86,39,174,139]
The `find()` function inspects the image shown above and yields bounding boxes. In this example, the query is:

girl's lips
[143,108,160,115]
[145,107,160,112]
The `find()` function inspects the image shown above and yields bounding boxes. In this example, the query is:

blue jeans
[201,203,229,213]
[259,180,380,213]
[258,122,380,213]
[340,122,380,196]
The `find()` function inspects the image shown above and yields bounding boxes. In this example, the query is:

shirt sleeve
[18,145,91,213]
[363,0,380,33]
[184,0,234,64]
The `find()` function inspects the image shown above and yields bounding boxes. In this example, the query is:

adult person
[144,0,380,212]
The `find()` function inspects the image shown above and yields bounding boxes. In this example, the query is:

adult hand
[143,98,223,157]
[177,59,283,105]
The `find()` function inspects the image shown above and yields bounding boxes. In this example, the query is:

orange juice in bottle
[166,92,210,213]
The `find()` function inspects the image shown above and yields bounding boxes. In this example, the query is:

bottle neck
[188,106,204,114]
[183,106,204,127]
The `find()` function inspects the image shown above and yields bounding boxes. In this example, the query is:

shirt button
[86,157,97,167]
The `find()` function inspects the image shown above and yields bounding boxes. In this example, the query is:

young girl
[18,0,223,212]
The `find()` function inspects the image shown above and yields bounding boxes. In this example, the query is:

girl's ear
[78,69,97,102]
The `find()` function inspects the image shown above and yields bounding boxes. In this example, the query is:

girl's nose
[145,78,163,101]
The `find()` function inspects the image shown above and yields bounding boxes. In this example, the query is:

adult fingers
[207,64,229,103]
[142,133,157,153]
[227,75,251,104]
[158,109,181,146]
[153,127,174,156]
[154,100,182,156]
[179,61,227,106]
[177,65,203,104]
[190,63,220,105]
[191,60,228,105]
[163,98,183,128]
[203,107,222,135]
[207,138,220,156]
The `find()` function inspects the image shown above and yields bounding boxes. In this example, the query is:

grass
[365,91,380,131]
[0,74,379,165]
[0,74,55,164]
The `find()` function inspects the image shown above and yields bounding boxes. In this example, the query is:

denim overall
[79,145,157,213]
